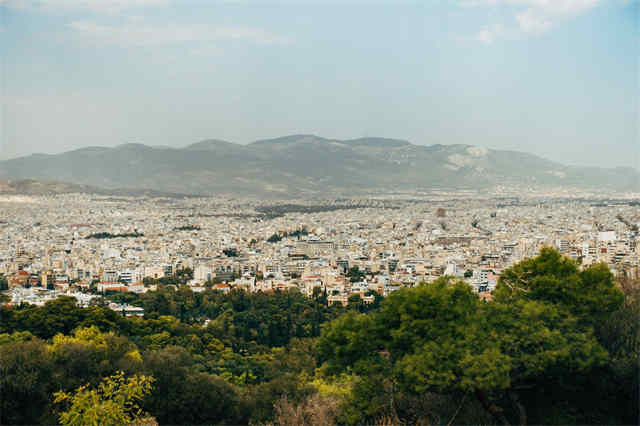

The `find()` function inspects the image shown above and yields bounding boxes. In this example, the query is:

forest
[0,248,637,425]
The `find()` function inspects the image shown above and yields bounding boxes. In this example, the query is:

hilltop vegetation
[0,249,637,425]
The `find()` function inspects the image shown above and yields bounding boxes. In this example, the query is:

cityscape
[2,187,639,311]
[1,0,638,424]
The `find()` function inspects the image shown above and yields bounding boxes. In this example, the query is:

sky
[0,0,638,169]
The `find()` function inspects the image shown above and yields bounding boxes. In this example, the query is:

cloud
[515,8,552,33]
[0,0,169,14]
[69,19,290,46]
[510,0,600,15]
[464,0,601,39]
[512,0,600,33]
[474,23,505,44]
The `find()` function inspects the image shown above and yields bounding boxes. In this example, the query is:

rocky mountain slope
[1,135,637,197]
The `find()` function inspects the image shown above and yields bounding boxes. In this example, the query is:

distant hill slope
[0,179,193,198]
[0,179,101,195]
[0,136,637,197]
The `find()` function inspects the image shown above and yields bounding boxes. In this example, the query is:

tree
[169,372,241,424]
[140,346,243,424]
[0,338,55,424]
[0,275,8,291]
[49,326,142,391]
[53,371,154,426]
[267,233,283,243]
[0,286,352,424]
[272,393,341,426]
[223,248,239,257]
[318,262,616,425]
[346,266,365,283]
[583,276,640,425]
[495,247,623,330]
[347,294,365,312]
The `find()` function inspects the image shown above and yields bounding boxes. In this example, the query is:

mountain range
[1,135,637,197]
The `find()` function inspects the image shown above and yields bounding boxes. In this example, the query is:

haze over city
[1,0,638,169]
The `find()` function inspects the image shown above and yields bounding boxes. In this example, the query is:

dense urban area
[2,188,639,306]
[1,187,638,425]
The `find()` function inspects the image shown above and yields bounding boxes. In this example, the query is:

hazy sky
[1,0,638,168]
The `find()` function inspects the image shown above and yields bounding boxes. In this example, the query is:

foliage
[267,227,309,243]
[272,393,341,426]
[346,266,365,283]
[0,288,344,424]
[141,346,243,424]
[115,287,345,348]
[0,248,637,425]
[318,250,631,425]
[86,232,144,239]
[141,268,193,287]
[495,247,623,329]
[267,233,283,243]
[0,274,8,291]
[0,338,55,424]
[174,225,200,231]
[0,296,124,339]
[53,371,154,426]
[223,248,239,257]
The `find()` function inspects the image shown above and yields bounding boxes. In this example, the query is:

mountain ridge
[1,135,637,197]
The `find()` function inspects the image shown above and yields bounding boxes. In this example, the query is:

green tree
[0,274,8,291]
[53,371,154,426]
[49,326,142,391]
[582,276,640,425]
[347,294,365,312]
[0,338,55,424]
[346,266,365,283]
[267,233,283,243]
[141,346,243,424]
[318,260,617,425]
[495,247,623,329]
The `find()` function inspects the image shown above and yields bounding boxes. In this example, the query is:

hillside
[0,179,192,198]
[0,135,637,197]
